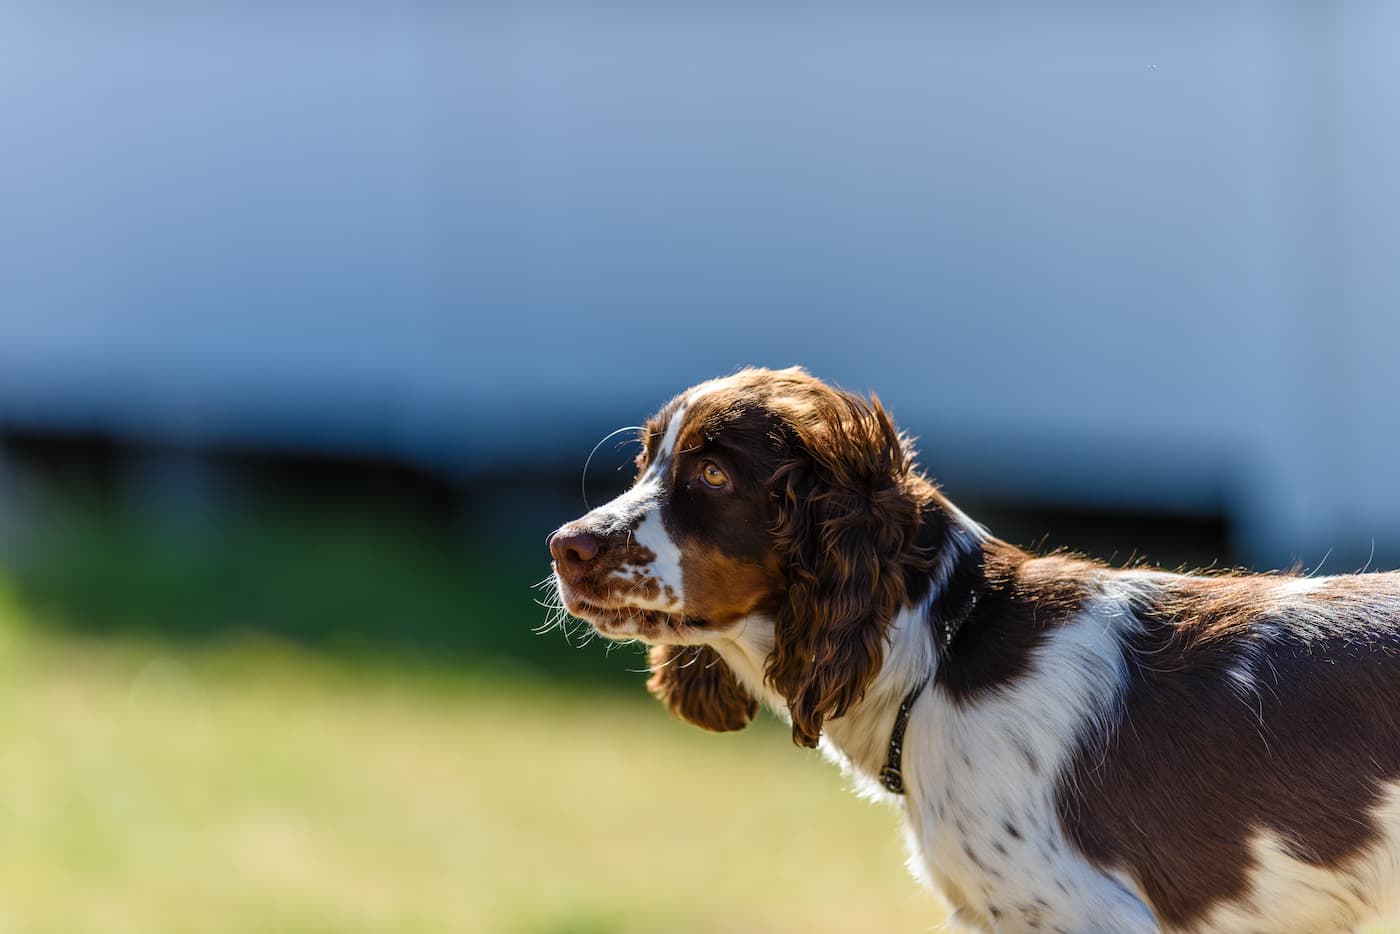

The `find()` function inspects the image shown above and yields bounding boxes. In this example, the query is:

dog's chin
[561,593,685,643]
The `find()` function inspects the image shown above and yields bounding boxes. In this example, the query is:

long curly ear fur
[647,644,758,732]
[766,389,927,748]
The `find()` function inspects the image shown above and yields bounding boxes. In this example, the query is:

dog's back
[1062,568,1400,931]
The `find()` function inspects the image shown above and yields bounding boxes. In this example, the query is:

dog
[547,366,1400,933]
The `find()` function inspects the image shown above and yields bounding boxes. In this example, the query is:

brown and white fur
[547,366,1400,933]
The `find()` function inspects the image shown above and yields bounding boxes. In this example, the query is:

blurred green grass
[0,494,942,933]
[0,613,943,933]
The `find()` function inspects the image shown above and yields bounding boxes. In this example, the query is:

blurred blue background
[2,5,1400,930]
[4,2,1400,566]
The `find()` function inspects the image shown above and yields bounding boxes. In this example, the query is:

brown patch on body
[936,543,1096,703]
[1059,570,1400,928]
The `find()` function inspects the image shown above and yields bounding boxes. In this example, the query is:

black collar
[878,589,980,796]
[878,669,931,794]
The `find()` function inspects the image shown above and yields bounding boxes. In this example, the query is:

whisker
[532,578,585,641]
[581,425,646,510]
[677,646,705,669]
[623,577,653,597]
[634,647,679,675]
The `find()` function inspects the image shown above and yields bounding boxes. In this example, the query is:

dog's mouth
[551,576,711,644]
[553,579,693,641]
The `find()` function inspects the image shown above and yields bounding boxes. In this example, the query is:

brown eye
[699,462,729,489]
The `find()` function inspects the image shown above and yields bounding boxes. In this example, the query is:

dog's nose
[550,528,600,577]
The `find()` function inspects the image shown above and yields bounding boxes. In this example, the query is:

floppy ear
[647,644,757,732]
[765,391,923,748]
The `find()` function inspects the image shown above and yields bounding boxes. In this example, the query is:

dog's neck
[712,597,940,788]
[712,503,996,791]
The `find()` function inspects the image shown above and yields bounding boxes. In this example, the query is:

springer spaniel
[547,366,1400,933]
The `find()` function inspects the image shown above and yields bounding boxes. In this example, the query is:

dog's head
[548,367,936,746]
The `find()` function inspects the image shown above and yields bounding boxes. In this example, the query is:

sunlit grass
[0,590,944,933]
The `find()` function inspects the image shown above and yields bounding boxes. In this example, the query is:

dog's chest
[907,692,1159,933]
[915,737,1080,928]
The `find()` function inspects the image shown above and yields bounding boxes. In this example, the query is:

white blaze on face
[654,399,689,466]
[611,398,688,610]
[629,508,684,610]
